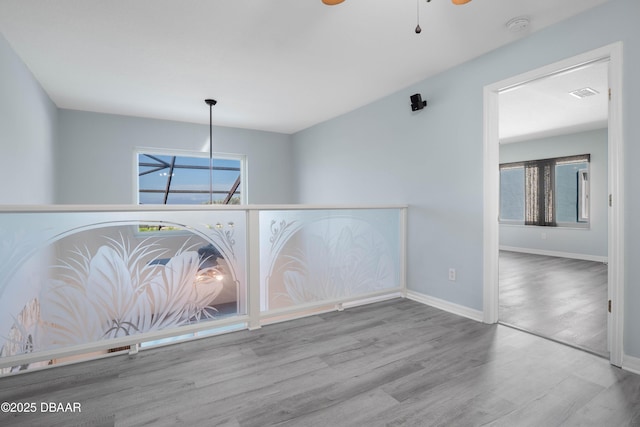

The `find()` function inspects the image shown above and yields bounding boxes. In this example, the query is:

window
[500,154,590,227]
[137,151,245,205]
[499,165,525,222]
[577,169,589,222]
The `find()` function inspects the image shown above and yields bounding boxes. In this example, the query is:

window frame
[134,147,247,205]
[577,168,589,223]
[499,154,590,228]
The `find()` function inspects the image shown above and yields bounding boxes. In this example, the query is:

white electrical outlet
[448,268,456,281]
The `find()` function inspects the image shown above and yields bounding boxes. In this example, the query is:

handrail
[0,203,409,213]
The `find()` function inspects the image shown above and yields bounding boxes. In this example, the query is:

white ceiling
[499,60,609,143]
[0,0,612,135]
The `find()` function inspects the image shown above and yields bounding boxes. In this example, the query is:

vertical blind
[524,159,555,226]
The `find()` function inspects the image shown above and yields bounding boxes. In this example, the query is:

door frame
[482,42,624,366]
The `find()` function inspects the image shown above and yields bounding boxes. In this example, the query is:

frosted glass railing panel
[259,209,402,312]
[0,210,246,369]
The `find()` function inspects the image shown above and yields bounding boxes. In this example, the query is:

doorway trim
[482,42,624,366]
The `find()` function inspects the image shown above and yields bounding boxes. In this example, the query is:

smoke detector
[506,17,530,33]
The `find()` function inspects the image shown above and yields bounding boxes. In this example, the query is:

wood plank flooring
[499,251,608,356]
[1,299,639,427]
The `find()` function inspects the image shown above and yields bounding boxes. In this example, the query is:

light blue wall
[292,66,486,312]
[56,109,294,204]
[499,129,608,257]
[0,30,293,206]
[292,0,640,356]
[0,33,57,204]
[3,0,640,358]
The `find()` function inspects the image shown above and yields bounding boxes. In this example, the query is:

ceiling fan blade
[322,0,469,6]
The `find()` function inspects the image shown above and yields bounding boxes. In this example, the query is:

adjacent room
[497,61,610,357]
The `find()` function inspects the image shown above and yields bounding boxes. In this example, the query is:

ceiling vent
[569,87,599,99]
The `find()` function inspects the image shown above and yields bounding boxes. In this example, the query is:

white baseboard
[622,354,640,376]
[406,290,483,322]
[500,246,608,263]
[342,292,404,309]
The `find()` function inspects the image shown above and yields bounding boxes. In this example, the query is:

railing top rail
[0,204,409,213]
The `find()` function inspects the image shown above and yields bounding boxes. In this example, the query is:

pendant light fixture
[205,98,217,205]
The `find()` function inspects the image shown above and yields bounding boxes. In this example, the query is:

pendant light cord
[205,99,217,205]
[209,103,213,205]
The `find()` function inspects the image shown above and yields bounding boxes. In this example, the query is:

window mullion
[163,156,177,205]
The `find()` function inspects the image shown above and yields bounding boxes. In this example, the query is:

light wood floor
[1,299,638,427]
[499,251,608,357]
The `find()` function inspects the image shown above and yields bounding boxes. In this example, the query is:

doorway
[497,60,609,357]
[482,43,624,366]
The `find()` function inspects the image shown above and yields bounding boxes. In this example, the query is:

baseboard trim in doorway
[499,320,609,359]
[406,290,483,322]
[499,246,608,263]
[622,354,640,376]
